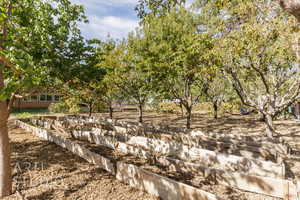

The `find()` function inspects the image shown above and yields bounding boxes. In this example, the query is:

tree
[113,36,154,123]
[97,37,153,123]
[98,76,122,119]
[213,2,299,137]
[141,7,216,128]
[135,0,186,20]
[0,0,86,196]
[97,40,126,119]
[204,71,233,119]
[194,0,300,138]
[63,39,106,117]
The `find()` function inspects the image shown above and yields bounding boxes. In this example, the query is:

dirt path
[4,120,157,200]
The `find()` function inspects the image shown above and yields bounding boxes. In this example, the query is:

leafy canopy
[0,0,87,100]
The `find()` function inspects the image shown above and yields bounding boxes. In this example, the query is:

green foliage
[140,6,217,122]
[194,0,300,135]
[135,0,186,20]
[0,0,87,119]
[12,112,37,119]
[219,102,241,114]
[156,102,181,113]
[98,35,154,109]
[92,101,107,113]
[96,40,124,108]
[64,97,81,114]
[215,1,299,115]
[11,108,49,118]
[48,102,68,113]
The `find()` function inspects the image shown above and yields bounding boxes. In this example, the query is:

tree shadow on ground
[27,190,55,200]
[7,120,162,200]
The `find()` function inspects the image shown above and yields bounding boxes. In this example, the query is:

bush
[99,103,108,112]
[194,102,242,114]
[68,104,81,114]
[49,102,68,113]
[156,102,180,113]
[219,102,241,114]
[64,98,81,114]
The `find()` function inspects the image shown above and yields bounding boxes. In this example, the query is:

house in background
[13,94,63,109]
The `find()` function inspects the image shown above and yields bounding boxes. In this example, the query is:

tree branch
[248,52,270,94]
[0,55,23,75]
[7,93,16,113]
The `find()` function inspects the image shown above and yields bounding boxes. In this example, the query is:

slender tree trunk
[295,102,300,119]
[0,71,12,197]
[186,106,192,129]
[88,102,93,117]
[260,113,266,122]
[180,102,184,117]
[265,114,276,138]
[213,101,218,119]
[109,104,113,119]
[18,99,21,112]
[138,104,143,123]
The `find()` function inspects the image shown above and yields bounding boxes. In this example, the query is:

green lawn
[11,108,50,118]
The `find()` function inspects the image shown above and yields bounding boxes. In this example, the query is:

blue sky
[69,0,140,40]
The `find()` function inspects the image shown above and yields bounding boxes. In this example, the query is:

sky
[69,0,193,41]
[69,0,140,41]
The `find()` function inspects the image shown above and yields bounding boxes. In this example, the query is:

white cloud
[101,0,138,6]
[70,0,138,9]
[80,15,139,40]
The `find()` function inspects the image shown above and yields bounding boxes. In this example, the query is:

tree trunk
[138,104,143,123]
[0,70,12,197]
[280,0,300,21]
[180,102,184,117]
[88,102,93,117]
[265,114,276,138]
[109,105,113,119]
[213,101,218,119]
[259,113,266,122]
[18,99,21,112]
[295,103,300,119]
[186,107,192,129]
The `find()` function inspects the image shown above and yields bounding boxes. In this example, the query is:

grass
[11,108,50,118]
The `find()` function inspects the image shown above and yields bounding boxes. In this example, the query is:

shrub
[193,102,241,115]
[220,102,242,114]
[157,102,180,113]
[64,98,81,114]
[83,101,107,113]
[68,104,81,114]
[49,102,68,113]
